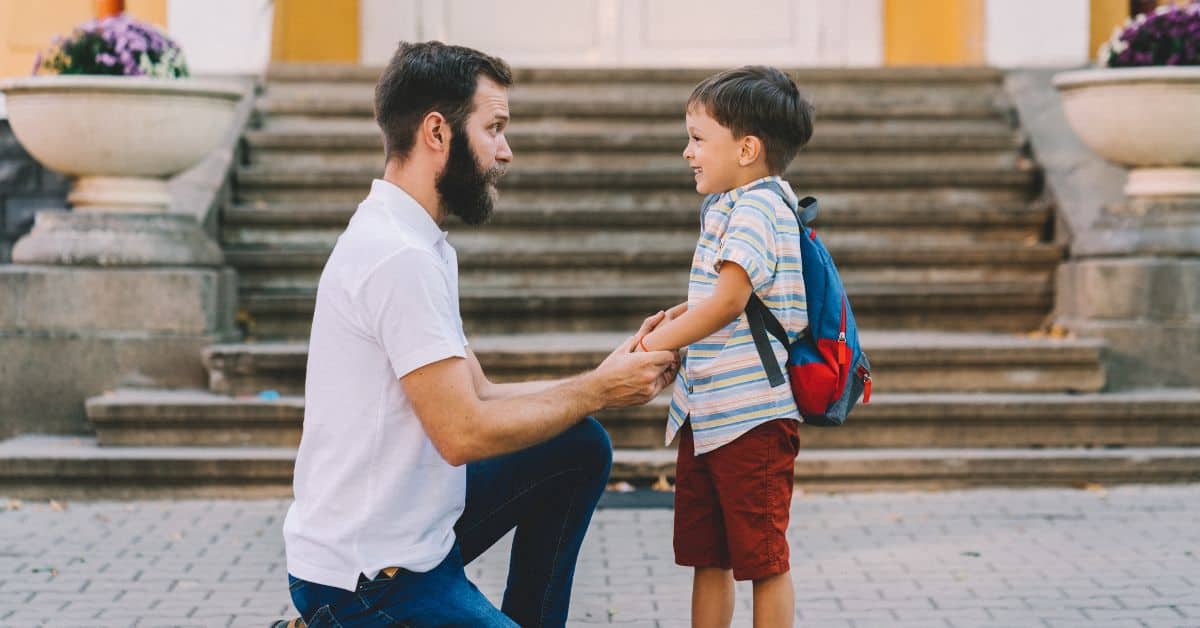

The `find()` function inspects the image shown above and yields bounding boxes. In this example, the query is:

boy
[634,66,814,627]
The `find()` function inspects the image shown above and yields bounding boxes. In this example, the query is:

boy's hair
[374,41,513,162]
[688,66,815,174]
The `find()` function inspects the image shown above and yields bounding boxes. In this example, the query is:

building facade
[0,0,1153,78]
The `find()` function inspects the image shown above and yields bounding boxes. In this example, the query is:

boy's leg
[454,416,613,628]
[692,567,735,628]
[752,572,795,628]
[674,422,735,628]
[707,419,801,627]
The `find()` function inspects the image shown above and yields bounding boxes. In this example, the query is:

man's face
[436,77,512,225]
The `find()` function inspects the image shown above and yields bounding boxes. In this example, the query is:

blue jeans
[287,417,613,627]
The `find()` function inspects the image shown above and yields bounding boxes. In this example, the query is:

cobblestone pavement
[1,485,1198,627]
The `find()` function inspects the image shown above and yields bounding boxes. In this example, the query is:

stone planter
[0,76,244,435]
[1054,67,1200,197]
[0,76,241,266]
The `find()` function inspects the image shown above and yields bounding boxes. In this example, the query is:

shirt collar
[725,175,798,205]
[366,178,447,247]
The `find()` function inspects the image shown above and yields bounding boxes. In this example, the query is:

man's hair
[688,66,815,174]
[374,41,513,162]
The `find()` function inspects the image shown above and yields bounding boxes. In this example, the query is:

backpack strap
[739,181,817,388]
[746,293,790,387]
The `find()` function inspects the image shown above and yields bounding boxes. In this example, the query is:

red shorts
[673,418,800,581]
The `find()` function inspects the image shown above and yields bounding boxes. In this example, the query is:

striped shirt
[666,175,808,455]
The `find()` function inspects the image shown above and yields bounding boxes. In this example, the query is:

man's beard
[435,123,505,226]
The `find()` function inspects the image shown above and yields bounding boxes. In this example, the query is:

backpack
[702,181,872,427]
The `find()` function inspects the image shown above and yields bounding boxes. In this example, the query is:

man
[276,41,677,627]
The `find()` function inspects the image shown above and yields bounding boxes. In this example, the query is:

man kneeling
[276,41,677,627]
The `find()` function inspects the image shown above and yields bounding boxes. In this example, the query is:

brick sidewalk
[1,485,1198,627]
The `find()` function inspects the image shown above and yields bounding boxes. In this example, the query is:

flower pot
[1053,67,1200,197]
[0,75,242,210]
[0,76,242,265]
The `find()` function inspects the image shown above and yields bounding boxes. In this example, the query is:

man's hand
[593,311,675,409]
[591,347,676,409]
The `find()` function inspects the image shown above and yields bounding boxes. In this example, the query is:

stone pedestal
[12,210,222,267]
[1056,198,1200,389]
[0,264,237,436]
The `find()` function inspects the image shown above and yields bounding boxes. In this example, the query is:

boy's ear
[738,135,764,167]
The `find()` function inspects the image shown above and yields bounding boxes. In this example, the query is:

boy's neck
[726,166,775,192]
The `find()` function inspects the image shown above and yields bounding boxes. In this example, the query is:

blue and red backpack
[704,181,872,427]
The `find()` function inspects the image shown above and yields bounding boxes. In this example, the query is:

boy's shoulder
[731,180,794,215]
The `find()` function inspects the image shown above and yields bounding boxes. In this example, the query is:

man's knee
[573,416,613,476]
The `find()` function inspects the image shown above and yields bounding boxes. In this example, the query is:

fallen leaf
[5,499,20,511]
[1073,481,1107,496]
[651,474,674,492]
[48,500,66,512]
[607,481,635,493]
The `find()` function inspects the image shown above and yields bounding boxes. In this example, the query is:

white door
[361,0,882,67]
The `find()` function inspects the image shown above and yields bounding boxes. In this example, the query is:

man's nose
[497,134,513,163]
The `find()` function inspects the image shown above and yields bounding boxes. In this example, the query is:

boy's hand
[628,311,666,354]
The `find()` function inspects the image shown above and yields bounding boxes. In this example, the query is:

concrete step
[259,81,1010,120]
[0,434,294,498]
[201,331,1103,398]
[227,243,1060,298]
[247,118,1023,156]
[613,445,1200,491]
[236,162,1038,193]
[236,280,1053,338]
[253,151,1031,177]
[82,389,1200,451]
[224,240,1060,272]
[12,431,1200,497]
[266,64,1007,85]
[223,190,1048,241]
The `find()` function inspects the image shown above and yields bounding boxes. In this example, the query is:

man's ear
[421,112,450,153]
[738,135,764,167]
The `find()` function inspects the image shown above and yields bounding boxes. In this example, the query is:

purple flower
[96,53,117,66]
[1104,2,1200,67]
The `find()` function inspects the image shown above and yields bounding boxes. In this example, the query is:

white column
[166,0,275,75]
[361,0,422,66]
[985,0,1090,67]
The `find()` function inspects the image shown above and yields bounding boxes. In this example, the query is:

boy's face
[683,104,744,195]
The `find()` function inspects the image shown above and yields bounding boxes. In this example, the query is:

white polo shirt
[283,179,469,591]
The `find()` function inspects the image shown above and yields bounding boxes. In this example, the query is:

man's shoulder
[325,216,443,292]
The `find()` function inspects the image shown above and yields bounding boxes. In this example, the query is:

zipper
[836,295,848,366]
[857,365,872,404]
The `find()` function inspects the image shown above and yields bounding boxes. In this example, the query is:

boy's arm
[637,263,753,352]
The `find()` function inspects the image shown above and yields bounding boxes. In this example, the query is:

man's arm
[465,348,569,401]
[403,314,676,466]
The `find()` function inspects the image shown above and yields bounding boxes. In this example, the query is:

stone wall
[0,120,69,262]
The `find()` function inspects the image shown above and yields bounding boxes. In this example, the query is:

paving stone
[1,485,1199,624]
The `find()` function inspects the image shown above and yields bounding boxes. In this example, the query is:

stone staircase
[6,65,1200,497]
